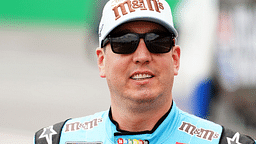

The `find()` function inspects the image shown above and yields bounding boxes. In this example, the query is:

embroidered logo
[65,118,103,132]
[99,24,104,37]
[39,126,57,144]
[178,121,220,141]
[226,132,242,144]
[111,0,164,20]
[117,138,149,144]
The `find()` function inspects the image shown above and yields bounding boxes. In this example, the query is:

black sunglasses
[101,33,175,54]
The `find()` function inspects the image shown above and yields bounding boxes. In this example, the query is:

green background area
[0,0,180,30]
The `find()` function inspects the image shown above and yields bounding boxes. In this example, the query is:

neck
[110,100,173,132]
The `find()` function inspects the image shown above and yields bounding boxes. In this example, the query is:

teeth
[131,74,153,80]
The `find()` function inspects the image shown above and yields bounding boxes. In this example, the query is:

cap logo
[111,0,164,20]
[99,24,104,37]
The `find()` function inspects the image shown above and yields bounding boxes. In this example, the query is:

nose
[132,39,153,64]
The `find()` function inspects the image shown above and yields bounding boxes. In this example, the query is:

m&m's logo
[111,0,164,20]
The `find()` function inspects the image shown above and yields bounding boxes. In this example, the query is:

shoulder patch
[219,126,255,144]
[178,121,220,141]
[35,119,70,144]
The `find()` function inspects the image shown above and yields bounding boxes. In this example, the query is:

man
[34,0,256,144]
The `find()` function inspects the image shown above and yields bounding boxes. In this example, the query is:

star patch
[39,125,58,144]
[226,132,242,144]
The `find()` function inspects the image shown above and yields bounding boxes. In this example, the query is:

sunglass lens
[111,34,138,54]
[145,33,173,53]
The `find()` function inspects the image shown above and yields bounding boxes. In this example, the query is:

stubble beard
[119,89,167,114]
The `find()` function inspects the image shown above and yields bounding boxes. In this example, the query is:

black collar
[109,101,173,136]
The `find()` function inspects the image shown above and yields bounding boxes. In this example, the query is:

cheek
[159,55,174,71]
[105,55,130,78]
[159,57,175,83]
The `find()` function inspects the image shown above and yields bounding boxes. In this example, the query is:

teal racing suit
[35,102,256,144]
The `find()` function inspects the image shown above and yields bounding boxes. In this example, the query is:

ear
[96,47,106,78]
[172,45,181,76]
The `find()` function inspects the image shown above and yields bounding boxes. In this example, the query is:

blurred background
[0,0,255,143]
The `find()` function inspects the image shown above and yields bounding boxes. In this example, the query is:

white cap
[98,0,178,47]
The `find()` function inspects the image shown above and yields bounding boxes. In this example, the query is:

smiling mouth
[130,74,154,80]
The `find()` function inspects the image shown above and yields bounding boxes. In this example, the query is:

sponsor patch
[65,142,103,144]
[178,121,220,141]
[65,118,103,132]
[117,138,149,144]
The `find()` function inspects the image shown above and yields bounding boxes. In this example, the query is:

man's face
[96,21,180,106]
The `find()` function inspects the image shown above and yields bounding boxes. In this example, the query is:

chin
[129,91,161,104]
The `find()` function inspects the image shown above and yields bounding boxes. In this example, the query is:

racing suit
[35,102,256,144]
